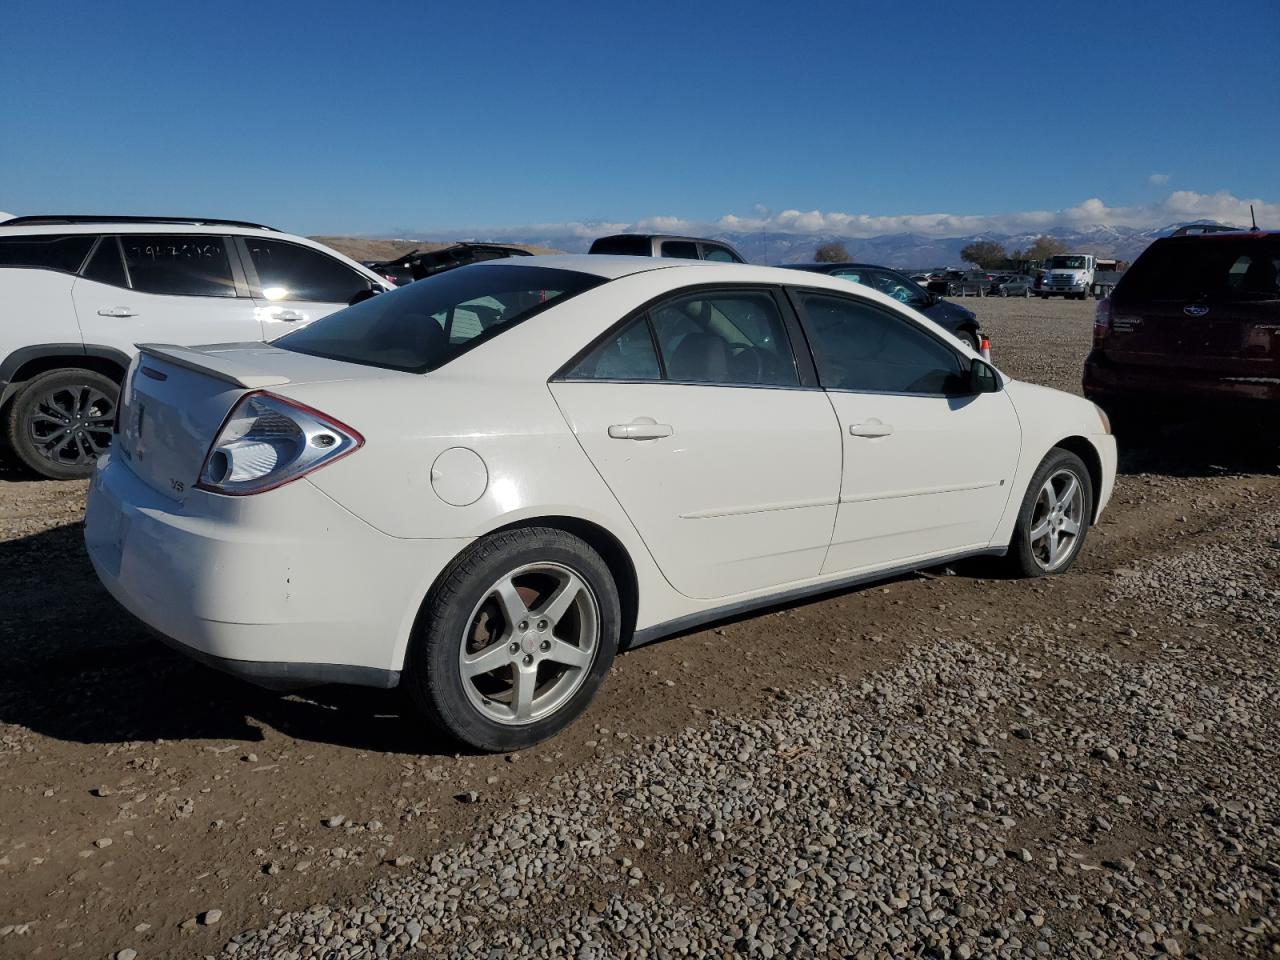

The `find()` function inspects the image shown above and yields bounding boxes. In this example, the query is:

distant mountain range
[437,220,1241,269]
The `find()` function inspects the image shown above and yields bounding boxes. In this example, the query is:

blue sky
[2,0,1277,239]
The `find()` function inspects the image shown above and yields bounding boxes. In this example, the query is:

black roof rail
[1,215,279,231]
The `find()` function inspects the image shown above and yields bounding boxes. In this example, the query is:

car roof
[0,219,283,238]
[781,262,904,272]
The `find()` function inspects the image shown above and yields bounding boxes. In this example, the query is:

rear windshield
[1116,237,1280,303]
[274,264,605,373]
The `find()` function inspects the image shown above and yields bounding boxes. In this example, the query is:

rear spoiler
[136,343,292,389]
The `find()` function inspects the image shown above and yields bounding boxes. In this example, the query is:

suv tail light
[196,392,363,496]
[1093,296,1113,344]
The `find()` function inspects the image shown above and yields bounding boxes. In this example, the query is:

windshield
[1048,256,1088,270]
[275,264,605,372]
[870,269,930,306]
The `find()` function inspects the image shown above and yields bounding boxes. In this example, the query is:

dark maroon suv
[1084,230,1279,415]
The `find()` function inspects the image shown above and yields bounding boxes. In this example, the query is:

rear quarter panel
[0,269,84,370]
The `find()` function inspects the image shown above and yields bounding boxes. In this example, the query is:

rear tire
[5,368,119,480]
[1004,448,1093,579]
[406,527,621,752]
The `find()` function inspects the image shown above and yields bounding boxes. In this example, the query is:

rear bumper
[85,452,472,689]
[1084,352,1280,407]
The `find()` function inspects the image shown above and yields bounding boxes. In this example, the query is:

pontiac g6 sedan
[85,257,1116,751]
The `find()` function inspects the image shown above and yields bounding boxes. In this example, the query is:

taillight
[196,392,363,496]
[1093,297,1112,344]
[112,359,138,435]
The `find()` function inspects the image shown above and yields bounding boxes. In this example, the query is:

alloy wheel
[28,383,115,467]
[458,562,600,725]
[1028,468,1085,572]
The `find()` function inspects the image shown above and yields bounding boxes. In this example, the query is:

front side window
[0,234,95,273]
[869,269,928,306]
[120,234,236,297]
[244,238,370,303]
[702,244,739,263]
[660,240,699,259]
[277,264,604,373]
[797,292,964,395]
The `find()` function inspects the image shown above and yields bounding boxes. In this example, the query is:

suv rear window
[1117,236,1280,303]
[276,264,605,373]
[0,234,95,273]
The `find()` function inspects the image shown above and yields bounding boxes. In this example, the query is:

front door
[790,289,1021,574]
[72,234,262,350]
[550,287,843,600]
[236,236,376,339]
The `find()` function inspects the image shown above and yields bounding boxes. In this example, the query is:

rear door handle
[608,422,673,440]
[97,307,137,318]
[849,420,894,438]
[269,309,305,322]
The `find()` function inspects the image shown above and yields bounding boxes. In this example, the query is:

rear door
[236,236,376,339]
[72,234,262,350]
[550,286,842,600]
[1107,236,1280,377]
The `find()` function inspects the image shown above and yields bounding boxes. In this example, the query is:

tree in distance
[815,241,852,263]
[960,240,1007,269]
[1011,235,1068,264]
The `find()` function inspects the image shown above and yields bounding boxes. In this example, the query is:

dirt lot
[1,297,1278,958]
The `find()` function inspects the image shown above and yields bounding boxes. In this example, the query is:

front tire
[406,527,621,752]
[5,368,119,480]
[956,328,980,351]
[1004,448,1093,578]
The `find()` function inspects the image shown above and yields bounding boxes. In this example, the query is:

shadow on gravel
[1115,414,1280,478]
[0,521,456,756]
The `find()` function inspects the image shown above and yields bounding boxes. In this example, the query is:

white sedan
[85,256,1116,751]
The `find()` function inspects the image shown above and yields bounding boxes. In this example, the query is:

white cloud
[417,190,1277,245]
[1148,173,1171,185]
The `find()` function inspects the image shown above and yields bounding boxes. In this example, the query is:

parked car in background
[84,256,1114,751]
[782,262,982,348]
[991,274,1034,297]
[0,215,391,479]
[366,242,532,286]
[588,234,746,263]
[1084,229,1279,419]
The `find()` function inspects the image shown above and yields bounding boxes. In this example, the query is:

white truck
[1037,253,1096,300]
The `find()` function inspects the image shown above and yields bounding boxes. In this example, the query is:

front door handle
[608,422,673,440]
[272,309,305,322]
[849,419,894,438]
[97,307,137,318]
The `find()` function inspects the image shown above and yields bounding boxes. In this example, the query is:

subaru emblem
[1184,304,1210,317]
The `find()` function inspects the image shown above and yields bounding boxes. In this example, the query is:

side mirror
[968,357,1000,394]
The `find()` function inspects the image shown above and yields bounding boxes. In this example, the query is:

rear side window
[1118,237,1280,303]
[82,237,128,288]
[277,264,605,373]
[797,293,964,394]
[244,238,371,303]
[0,234,95,273]
[567,289,800,387]
[121,235,237,297]
[588,236,651,256]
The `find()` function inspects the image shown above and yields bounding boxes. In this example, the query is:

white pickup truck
[1037,254,1096,300]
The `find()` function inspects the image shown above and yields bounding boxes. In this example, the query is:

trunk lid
[116,343,393,503]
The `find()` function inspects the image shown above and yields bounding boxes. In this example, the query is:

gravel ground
[2,296,1278,959]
